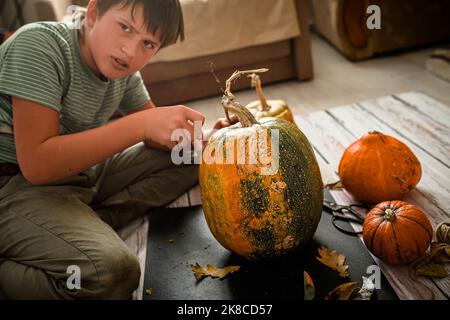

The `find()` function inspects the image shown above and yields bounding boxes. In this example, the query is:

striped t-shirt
[0,21,150,164]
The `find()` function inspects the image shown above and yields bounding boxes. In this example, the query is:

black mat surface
[144,190,398,300]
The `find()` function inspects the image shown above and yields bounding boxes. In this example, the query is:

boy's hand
[203,114,239,143]
[140,105,205,151]
[212,114,238,131]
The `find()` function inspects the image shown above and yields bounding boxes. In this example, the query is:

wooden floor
[294,91,449,299]
[187,31,450,128]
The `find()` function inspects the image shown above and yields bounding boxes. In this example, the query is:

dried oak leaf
[325,180,344,190]
[436,222,450,244]
[430,242,450,263]
[303,271,315,300]
[324,282,358,300]
[412,242,450,278]
[414,263,448,278]
[191,263,241,281]
[316,246,349,278]
[145,288,153,296]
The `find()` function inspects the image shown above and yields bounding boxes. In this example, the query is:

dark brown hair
[91,0,185,48]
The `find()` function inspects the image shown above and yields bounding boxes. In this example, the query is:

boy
[0,0,234,299]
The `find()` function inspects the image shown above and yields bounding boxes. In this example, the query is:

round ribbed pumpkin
[245,73,296,124]
[362,201,433,265]
[199,94,323,260]
[338,131,421,204]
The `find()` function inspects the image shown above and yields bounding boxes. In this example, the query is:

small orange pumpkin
[363,201,433,265]
[338,131,421,204]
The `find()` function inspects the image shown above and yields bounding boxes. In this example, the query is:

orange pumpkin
[363,201,433,265]
[338,131,421,204]
[245,73,295,124]
[200,90,323,260]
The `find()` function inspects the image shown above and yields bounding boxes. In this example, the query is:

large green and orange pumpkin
[199,94,323,260]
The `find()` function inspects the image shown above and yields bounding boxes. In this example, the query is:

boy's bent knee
[68,248,141,300]
[95,251,141,300]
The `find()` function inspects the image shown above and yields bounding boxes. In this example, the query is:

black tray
[144,190,398,300]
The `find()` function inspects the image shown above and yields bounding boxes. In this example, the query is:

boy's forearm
[28,112,145,185]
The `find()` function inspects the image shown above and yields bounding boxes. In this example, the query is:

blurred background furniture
[311,0,450,60]
[0,0,27,30]
[1,0,63,29]
[141,0,313,106]
[1,0,313,106]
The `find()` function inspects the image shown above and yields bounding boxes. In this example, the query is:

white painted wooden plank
[360,96,449,165]
[166,185,202,208]
[117,216,149,300]
[327,103,450,215]
[166,192,190,208]
[395,91,450,129]
[431,275,450,300]
[135,217,149,300]
[295,116,335,164]
[296,110,356,164]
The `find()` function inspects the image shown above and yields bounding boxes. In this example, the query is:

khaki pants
[0,143,198,299]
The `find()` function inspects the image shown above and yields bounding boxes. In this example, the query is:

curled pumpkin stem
[222,69,268,127]
[221,95,258,128]
[384,208,397,222]
[249,73,270,111]
[224,68,269,97]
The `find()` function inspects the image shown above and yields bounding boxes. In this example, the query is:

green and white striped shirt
[0,21,150,164]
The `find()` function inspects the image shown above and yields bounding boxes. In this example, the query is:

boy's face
[84,1,161,80]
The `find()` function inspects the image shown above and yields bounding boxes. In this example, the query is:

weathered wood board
[295,91,450,300]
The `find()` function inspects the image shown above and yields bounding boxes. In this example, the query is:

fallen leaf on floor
[324,282,358,300]
[436,222,450,244]
[316,246,349,278]
[191,263,241,281]
[412,242,450,278]
[353,277,375,300]
[325,180,344,190]
[303,271,315,300]
[145,288,153,296]
[430,242,450,263]
[414,262,448,278]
